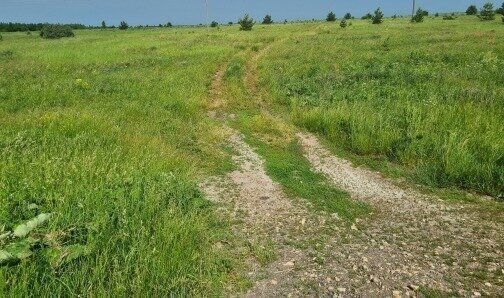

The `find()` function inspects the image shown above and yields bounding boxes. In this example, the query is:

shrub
[0,34,2,41]
[210,21,218,28]
[228,21,233,25]
[361,13,372,20]
[340,19,348,28]
[344,13,352,20]
[119,21,129,30]
[372,8,384,24]
[39,24,74,39]
[443,14,457,20]
[326,12,336,22]
[479,2,495,20]
[262,15,273,24]
[466,5,478,15]
[411,8,426,23]
[238,14,254,31]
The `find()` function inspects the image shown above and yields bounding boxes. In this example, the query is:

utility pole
[204,0,210,34]
[412,0,416,18]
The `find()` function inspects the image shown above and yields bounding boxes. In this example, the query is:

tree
[496,2,504,15]
[344,13,352,20]
[326,12,336,22]
[466,5,478,15]
[411,8,426,23]
[372,8,384,24]
[119,21,129,30]
[262,15,273,24]
[340,19,348,28]
[166,22,173,27]
[210,21,218,27]
[238,14,254,31]
[101,21,106,29]
[479,2,495,20]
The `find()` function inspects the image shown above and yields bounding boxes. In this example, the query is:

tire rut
[297,132,504,297]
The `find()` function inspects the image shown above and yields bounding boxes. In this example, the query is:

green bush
[262,15,273,24]
[411,8,426,23]
[361,13,372,20]
[210,21,218,28]
[119,21,129,30]
[479,2,495,20]
[344,13,352,20]
[372,8,384,24]
[340,19,348,28]
[496,2,504,15]
[238,14,254,31]
[39,24,74,39]
[326,12,336,22]
[466,5,478,15]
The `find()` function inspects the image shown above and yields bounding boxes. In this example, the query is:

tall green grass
[260,16,504,198]
[0,28,236,295]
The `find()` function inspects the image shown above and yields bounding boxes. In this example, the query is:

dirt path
[201,47,504,297]
[202,57,328,296]
[297,132,504,297]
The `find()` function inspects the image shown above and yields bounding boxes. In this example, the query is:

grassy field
[0,28,240,296]
[259,16,504,198]
[0,14,503,295]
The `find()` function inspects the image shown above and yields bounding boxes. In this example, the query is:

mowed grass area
[260,16,504,198]
[0,28,240,296]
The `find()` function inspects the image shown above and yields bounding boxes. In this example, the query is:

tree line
[0,22,87,32]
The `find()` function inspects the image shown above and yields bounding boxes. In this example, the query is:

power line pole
[204,0,209,33]
[412,0,416,17]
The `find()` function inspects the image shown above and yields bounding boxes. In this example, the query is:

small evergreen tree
[344,13,352,20]
[262,15,273,24]
[372,8,384,24]
[496,2,504,15]
[101,21,106,29]
[119,21,129,30]
[466,5,478,15]
[326,12,336,22]
[479,2,495,20]
[411,8,426,23]
[210,21,218,27]
[340,19,348,28]
[238,14,254,31]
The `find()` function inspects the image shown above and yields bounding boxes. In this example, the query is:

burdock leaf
[44,244,88,268]
[0,250,15,265]
[13,213,52,238]
[5,239,32,259]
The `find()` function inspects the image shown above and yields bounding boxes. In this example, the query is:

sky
[1,0,502,26]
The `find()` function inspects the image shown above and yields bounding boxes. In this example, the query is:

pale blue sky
[1,0,501,26]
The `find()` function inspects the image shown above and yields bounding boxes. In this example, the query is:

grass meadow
[260,16,504,198]
[0,14,503,295]
[0,28,240,296]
